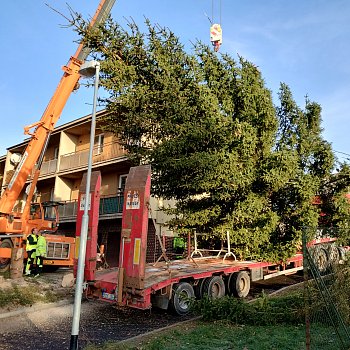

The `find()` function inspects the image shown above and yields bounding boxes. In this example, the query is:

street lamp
[70,60,100,350]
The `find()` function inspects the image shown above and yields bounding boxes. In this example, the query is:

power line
[334,150,350,157]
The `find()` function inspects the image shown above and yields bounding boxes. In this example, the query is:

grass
[84,320,341,350]
[83,287,348,350]
[0,282,60,309]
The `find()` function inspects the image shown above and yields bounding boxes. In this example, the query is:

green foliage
[307,257,350,325]
[0,284,59,308]
[73,15,350,261]
[192,292,305,326]
[317,165,350,241]
[0,285,35,307]
[330,263,350,324]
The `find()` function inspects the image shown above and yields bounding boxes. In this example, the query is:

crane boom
[0,0,115,216]
[76,0,116,62]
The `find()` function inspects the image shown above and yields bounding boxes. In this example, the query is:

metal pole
[302,228,311,350]
[70,62,100,350]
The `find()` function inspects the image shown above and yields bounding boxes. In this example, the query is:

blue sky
[1,0,350,162]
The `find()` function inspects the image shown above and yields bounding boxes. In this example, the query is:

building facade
[0,111,176,267]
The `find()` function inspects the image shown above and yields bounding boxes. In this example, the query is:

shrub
[192,292,305,325]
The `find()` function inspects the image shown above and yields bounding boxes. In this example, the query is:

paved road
[0,299,190,350]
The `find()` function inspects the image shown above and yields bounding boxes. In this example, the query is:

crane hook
[209,0,222,52]
[210,23,222,52]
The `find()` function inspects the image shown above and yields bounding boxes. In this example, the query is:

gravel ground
[0,270,303,350]
[0,269,192,350]
[0,300,193,350]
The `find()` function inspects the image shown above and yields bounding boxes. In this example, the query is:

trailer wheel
[0,239,13,272]
[202,276,225,299]
[194,278,205,299]
[327,245,340,265]
[338,247,347,262]
[228,271,250,298]
[311,247,328,274]
[168,282,195,316]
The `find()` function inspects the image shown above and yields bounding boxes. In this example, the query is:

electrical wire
[334,150,350,157]
[333,150,350,164]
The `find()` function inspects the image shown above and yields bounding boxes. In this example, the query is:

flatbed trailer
[89,252,304,315]
[78,165,345,315]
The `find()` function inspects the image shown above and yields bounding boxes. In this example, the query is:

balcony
[27,158,58,181]
[59,140,127,172]
[99,195,124,215]
[40,158,58,176]
[58,194,124,222]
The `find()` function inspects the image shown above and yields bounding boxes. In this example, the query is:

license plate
[102,292,115,301]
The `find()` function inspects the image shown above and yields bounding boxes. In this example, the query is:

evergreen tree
[271,84,350,252]
[74,17,350,260]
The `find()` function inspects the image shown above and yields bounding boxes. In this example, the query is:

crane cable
[211,0,222,26]
[210,0,223,52]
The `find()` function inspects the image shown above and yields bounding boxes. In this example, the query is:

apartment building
[0,111,176,266]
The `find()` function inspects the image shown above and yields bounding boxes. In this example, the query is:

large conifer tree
[75,17,350,260]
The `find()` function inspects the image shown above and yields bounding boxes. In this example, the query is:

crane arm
[76,0,116,62]
[0,0,115,215]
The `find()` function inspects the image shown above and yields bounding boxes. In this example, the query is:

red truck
[76,165,344,315]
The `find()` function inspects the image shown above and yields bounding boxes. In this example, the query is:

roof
[5,109,109,153]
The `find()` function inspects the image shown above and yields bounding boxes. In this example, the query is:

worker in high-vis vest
[173,236,186,259]
[25,228,38,276]
[35,230,47,277]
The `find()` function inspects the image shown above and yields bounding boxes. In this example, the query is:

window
[94,134,104,155]
[53,147,59,160]
[118,175,127,194]
[30,203,42,220]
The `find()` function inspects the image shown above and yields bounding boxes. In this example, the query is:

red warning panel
[74,171,101,281]
[120,165,151,289]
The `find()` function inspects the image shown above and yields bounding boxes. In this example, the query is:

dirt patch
[0,268,74,313]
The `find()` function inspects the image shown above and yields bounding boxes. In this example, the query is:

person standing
[25,228,38,276]
[35,230,47,277]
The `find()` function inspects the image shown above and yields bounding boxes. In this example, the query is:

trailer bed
[95,253,303,291]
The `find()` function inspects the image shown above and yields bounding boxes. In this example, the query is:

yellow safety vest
[36,235,47,257]
[26,233,38,251]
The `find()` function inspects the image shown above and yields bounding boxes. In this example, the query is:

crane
[0,0,116,276]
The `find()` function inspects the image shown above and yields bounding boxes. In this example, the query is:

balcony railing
[27,158,58,180]
[59,141,127,172]
[40,158,58,176]
[58,200,79,218]
[58,194,124,221]
[99,195,124,215]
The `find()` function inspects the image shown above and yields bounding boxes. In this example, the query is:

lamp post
[70,60,100,350]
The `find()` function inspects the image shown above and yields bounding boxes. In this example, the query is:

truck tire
[311,247,328,274]
[202,276,225,299]
[327,245,340,266]
[228,271,250,298]
[168,282,195,316]
[193,278,205,299]
[0,239,13,272]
